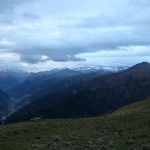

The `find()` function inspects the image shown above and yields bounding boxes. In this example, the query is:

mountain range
[0,66,115,118]
[5,62,150,123]
[7,66,117,110]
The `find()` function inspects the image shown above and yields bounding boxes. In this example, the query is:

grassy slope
[0,99,150,150]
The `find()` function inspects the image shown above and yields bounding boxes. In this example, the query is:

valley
[0,62,150,150]
[1,1,149,149]
[5,62,150,124]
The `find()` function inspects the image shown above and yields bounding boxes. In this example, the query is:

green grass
[0,99,150,150]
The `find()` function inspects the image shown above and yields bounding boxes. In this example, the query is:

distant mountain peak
[130,62,150,70]
[138,62,150,66]
[140,62,150,65]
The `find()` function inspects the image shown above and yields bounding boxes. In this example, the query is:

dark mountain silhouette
[7,69,82,107]
[0,89,11,118]
[6,62,150,123]
[7,68,112,111]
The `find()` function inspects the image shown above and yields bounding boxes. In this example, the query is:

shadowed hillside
[0,89,11,118]
[6,62,150,123]
[0,99,149,150]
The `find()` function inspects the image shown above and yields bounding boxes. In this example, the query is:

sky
[0,0,150,72]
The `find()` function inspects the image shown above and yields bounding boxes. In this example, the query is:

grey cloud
[0,44,12,49]
[20,55,46,63]
[5,21,150,64]
[15,44,87,63]
[0,0,36,14]
[50,55,86,62]
[67,4,150,28]
[0,19,13,25]
[22,13,39,20]
[20,52,85,63]
[0,0,150,66]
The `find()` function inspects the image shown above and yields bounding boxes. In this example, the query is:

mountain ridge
[6,62,150,123]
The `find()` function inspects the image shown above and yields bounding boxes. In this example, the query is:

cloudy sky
[0,0,150,72]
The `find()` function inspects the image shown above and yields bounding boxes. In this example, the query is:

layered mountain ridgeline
[7,68,112,111]
[7,65,125,101]
[0,89,11,118]
[7,68,82,100]
[1,99,150,150]
[0,70,31,91]
[6,62,150,123]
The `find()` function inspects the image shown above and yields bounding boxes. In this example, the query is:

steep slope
[0,70,30,91]
[0,75,19,91]
[0,89,11,118]
[1,99,150,150]
[6,62,150,123]
[7,69,81,100]
[43,62,150,119]
[7,68,111,111]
